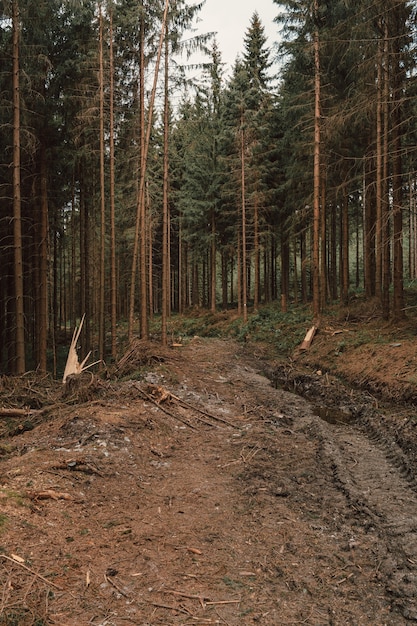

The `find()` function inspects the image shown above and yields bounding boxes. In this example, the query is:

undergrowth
[156,304,312,355]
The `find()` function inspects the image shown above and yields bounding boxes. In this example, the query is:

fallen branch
[0,408,29,418]
[142,383,240,430]
[166,588,210,608]
[165,589,240,610]
[135,384,196,430]
[0,554,63,590]
[171,393,240,429]
[150,602,191,615]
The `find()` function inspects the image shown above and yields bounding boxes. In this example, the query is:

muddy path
[0,337,416,624]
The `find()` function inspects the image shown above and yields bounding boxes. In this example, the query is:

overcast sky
[187,0,280,74]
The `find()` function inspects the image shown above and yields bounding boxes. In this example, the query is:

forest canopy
[0,0,416,375]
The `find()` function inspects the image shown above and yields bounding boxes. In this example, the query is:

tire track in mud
[314,415,417,622]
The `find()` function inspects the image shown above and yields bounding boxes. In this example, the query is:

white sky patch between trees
[184,0,280,75]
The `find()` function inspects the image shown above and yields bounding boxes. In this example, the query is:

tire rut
[315,416,417,622]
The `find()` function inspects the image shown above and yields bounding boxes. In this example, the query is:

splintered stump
[299,325,318,350]
[62,315,99,383]
[63,372,97,402]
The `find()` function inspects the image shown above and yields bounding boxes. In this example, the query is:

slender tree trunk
[330,201,337,299]
[71,180,76,329]
[98,4,106,363]
[341,187,349,305]
[382,20,390,320]
[240,118,248,323]
[293,228,298,305]
[409,178,416,280]
[37,143,49,372]
[320,172,326,309]
[161,28,170,346]
[312,3,321,319]
[280,224,289,313]
[253,191,259,311]
[300,226,307,303]
[210,213,216,313]
[375,37,383,298]
[79,177,90,353]
[147,187,154,317]
[392,11,404,320]
[178,211,183,313]
[237,233,241,315]
[221,250,228,310]
[129,0,170,341]
[364,155,376,298]
[12,0,25,374]
[109,7,117,360]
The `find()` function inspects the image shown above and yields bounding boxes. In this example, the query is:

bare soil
[1,323,417,625]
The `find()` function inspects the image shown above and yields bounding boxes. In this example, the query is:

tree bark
[253,190,260,311]
[341,187,349,305]
[161,27,170,346]
[240,118,248,323]
[37,142,49,372]
[98,4,106,363]
[312,2,321,319]
[381,20,390,320]
[12,0,25,374]
[109,7,117,360]
[392,8,404,320]
[128,0,170,341]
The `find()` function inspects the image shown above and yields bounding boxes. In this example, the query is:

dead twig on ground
[150,601,191,615]
[141,383,240,430]
[104,574,129,598]
[134,384,196,430]
[0,555,63,590]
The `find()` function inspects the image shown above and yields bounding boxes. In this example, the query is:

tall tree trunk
[364,154,376,298]
[375,37,383,299]
[240,118,248,323]
[79,176,91,354]
[178,211,183,313]
[161,27,170,346]
[280,224,289,313]
[300,226,307,303]
[148,188,154,317]
[382,20,390,320]
[221,250,228,310]
[128,0,170,341]
[237,233,241,315]
[392,9,404,320]
[12,0,25,374]
[98,4,106,363]
[330,201,337,299]
[210,212,216,313]
[320,174,327,308]
[109,7,117,360]
[253,190,260,312]
[312,1,321,319]
[37,142,49,372]
[341,187,349,305]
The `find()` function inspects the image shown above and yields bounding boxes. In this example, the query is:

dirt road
[0,337,416,624]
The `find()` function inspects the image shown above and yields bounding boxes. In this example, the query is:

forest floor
[1,305,417,625]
